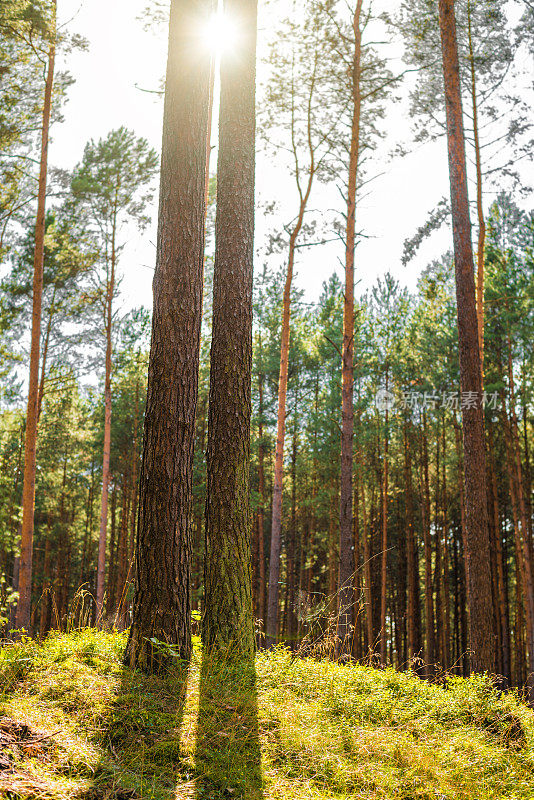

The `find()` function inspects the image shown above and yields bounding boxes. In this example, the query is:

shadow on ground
[195,648,263,800]
[82,659,192,800]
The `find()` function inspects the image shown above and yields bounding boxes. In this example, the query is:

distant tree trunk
[441,422,451,669]
[125,0,213,672]
[502,343,534,692]
[256,367,267,632]
[37,284,57,422]
[96,223,117,616]
[287,397,299,649]
[337,0,363,656]
[105,484,117,617]
[404,422,420,665]
[467,0,486,383]
[129,366,140,567]
[420,415,435,670]
[16,5,56,631]
[360,476,374,655]
[487,422,510,683]
[434,430,443,666]
[39,527,51,641]
[438,0,495,673]
[379,368,389,665]
[352,475,362,660]
[202,0,257,657]
[266,55,320,648]
[116,474,130,627]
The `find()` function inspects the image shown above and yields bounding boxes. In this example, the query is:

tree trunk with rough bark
[438,0,495,674]
[16,7,56,631]
[337,0,363,656]
[202,0,257,658]
[125,0,213,672]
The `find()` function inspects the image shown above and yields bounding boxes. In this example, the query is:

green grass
[1,629,534,799]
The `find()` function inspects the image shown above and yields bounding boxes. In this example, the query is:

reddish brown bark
[467,0,486,383]
[438,0,495,673]
[15,8,56,631]
[266,55,320,647]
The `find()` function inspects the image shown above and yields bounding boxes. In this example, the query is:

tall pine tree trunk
[337,0,363,655]
[266,56,320,647]
[202,0,258,656]
[379,369,389,664]
[125,0,213,671]
[96,238,116,615]
[421,415,436,670]
[257,368,266,631]
[438,0,495,673]
[16,6,56,631]
[467,0,486,382]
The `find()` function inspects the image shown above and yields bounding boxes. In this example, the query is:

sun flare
[202,9,239,55]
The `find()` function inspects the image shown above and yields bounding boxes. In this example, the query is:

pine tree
[203,0,258,657]
[125,0,213,671]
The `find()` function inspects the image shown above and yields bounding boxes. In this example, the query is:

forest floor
[0,629,533,800]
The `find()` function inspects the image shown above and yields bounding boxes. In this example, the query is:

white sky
[50,0,532,314]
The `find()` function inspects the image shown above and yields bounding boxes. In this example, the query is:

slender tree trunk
[266,57,320,647]
[96,231,116,615]
[404,422,419,664]
[503,343,534,692]
[438,0,495,673]
[257,368,266,632]
[125,0,214,672]
[105,485,117,617]
[487,422,510,683]
[467,0,486,383]
[337,0,363,655]
[441,422,451,669]
[129,365,140,567]
[202,0,257,657]
[37,284,57,422]
[380,369,389,664]
[39,526,52,641]
[287,393,299,649]
[15,7,56,631]
[421,415,436,670]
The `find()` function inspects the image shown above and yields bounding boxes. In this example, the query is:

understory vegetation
[1,629,534,799]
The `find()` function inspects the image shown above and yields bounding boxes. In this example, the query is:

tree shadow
[195,647,263,800]
[83,657,192,800]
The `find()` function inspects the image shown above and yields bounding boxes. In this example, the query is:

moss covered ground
[1,629,533,799]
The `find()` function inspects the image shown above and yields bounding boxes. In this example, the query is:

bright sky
[50,0,532,315]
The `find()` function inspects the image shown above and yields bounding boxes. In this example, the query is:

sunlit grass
[1,629,534,799]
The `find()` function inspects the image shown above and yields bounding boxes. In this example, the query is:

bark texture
[438,0,495,673]
[16,13,56,631]
[202,0,258,657]
[125,0,213,671]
